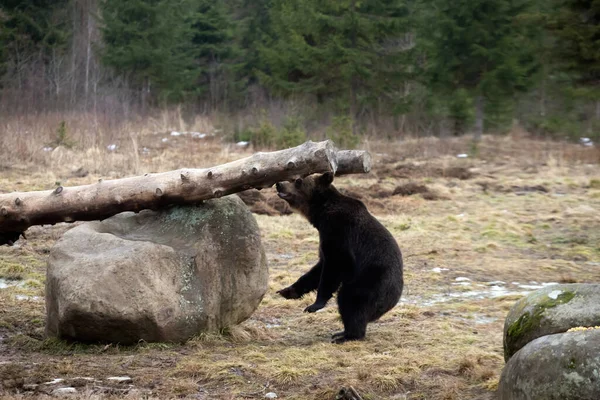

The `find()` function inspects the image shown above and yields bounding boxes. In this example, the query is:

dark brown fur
[275,173,404,343]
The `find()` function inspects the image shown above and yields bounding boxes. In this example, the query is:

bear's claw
[277,286,301,299]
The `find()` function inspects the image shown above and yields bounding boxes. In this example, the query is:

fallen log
[0,141,371,244]
[336,150,372,175]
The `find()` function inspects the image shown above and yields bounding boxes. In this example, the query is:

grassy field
[1,133,599,399]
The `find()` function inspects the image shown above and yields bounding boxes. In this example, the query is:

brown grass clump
[393,182,429,196]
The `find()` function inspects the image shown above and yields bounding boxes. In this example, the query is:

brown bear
[275,172,403,343]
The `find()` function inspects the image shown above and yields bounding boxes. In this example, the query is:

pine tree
[233,0,273,90]
[260,0,416,131]
[191,0,240,109]
[550,0,600,120]
[0,0,70,93]
[420,0,539,139]
[100,0,199,104]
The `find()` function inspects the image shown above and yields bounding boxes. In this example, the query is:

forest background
[0,0,599,154]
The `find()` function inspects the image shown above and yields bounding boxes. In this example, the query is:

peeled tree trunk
[0,141,371,245]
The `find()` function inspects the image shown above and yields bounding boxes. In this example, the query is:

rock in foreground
[503,283,600,360]
[46,196,268,344]
[499,329,600,400]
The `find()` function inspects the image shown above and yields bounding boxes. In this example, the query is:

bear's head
[275,172,334,218]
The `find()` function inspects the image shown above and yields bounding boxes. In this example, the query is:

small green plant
[51,121,76,149]
[325,115,359,149]
[468,139,480,157]
[250,111,278,149]
[277,115,306,148]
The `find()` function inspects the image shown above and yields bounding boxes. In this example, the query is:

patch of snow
[474,316,498,325]
[486,281,506,286]
[106,144,117,151]
[15,295,42,301]
[43,146,53,152]
[518,282,558,290]
[170,131,181,136]
[457,154,468,158]
[107,376,132,383]
[44,378,65,385]
[432,267,449,273]
[547,290,563,300]
[0,279,25,290]
[236,141,250,147]
[265,393,278,399]
[23,384,38,390]
[455,277,471,282]
[161,138,169,143]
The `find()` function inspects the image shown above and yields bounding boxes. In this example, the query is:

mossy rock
[499,329,600,400]
[503,284,600,361]
[46,195,268,344]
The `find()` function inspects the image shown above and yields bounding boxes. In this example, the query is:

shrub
[325,115,359,149]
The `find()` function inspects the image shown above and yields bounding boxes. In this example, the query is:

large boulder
[499,329,600,400]
[46,195,268,344]
[503,283,600,360]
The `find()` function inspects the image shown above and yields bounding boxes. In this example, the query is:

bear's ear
[318,172,334,187]
[294,178,303,188]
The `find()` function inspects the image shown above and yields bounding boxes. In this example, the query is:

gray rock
[503,284,600,360]
[498,329,600,400]
[46,196,268,344]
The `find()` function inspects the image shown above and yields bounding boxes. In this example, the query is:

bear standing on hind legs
[275,172,404,344]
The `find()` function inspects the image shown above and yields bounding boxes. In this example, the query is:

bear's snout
[275,182,292,200]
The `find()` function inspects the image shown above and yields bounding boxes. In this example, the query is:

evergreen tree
[191,0,240,109]
[100,0,198,104]
[419,0,539,139]
[0,0,70,91]
[549,0,600,120]
[234,0,273,90]
[260,0,415,130]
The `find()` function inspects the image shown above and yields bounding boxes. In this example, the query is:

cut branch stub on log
[0,140,372,244]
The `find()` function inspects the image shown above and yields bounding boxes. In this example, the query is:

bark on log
[0,141,371,244]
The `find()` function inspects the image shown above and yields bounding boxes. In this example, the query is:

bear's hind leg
[332,288,369,343]
[332,317,367,344]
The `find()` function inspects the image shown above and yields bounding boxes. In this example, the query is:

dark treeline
[0,0,598,141]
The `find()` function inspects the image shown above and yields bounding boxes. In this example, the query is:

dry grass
[0,128,599,399]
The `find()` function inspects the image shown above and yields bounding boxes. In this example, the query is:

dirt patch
[367,184,394,199]
[511,185,548,195]
[393,183,430,196]
[380,163,474,180]
[237,189,265,206]
[476,182,549,195]
[266,194,293,215]
[237,190,293,216]
[392,183,447,201]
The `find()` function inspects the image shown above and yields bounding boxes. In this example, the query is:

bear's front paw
[277,286,302,299]
[304,303,325,313]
